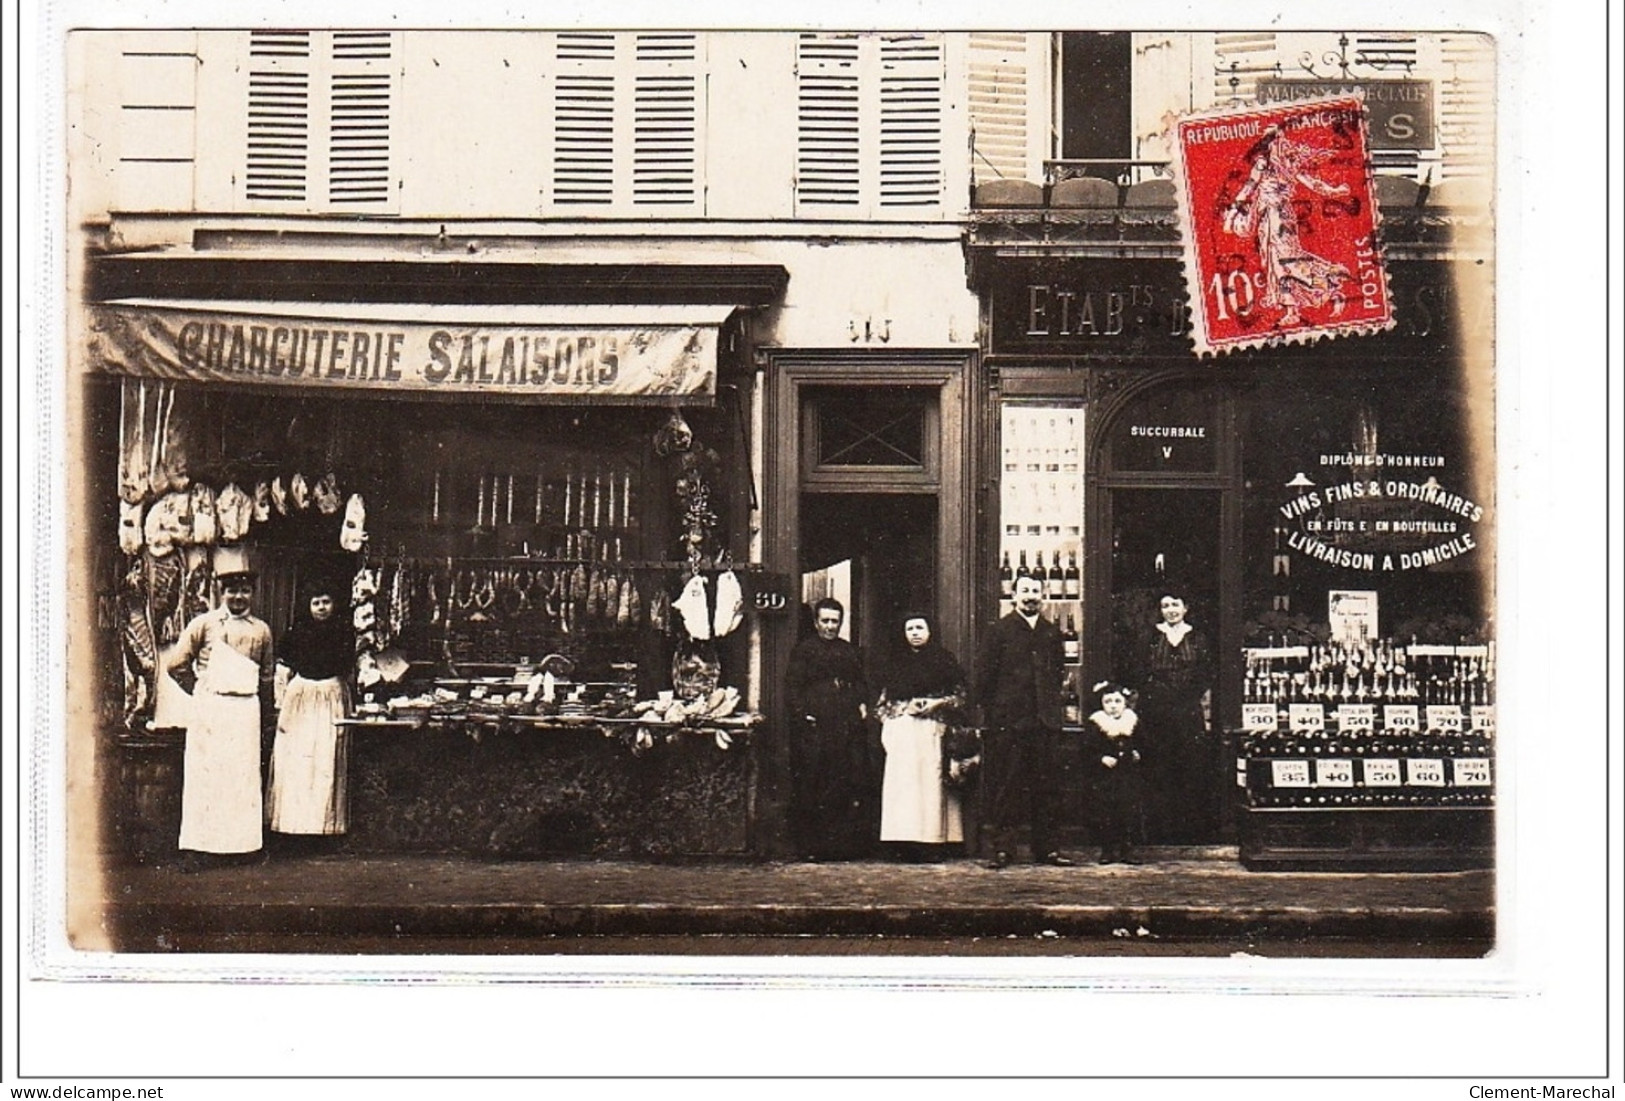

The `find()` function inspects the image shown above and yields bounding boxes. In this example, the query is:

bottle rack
[998,403,1085,665]
[1236,728,1494,809]
[1241,639,1495,716]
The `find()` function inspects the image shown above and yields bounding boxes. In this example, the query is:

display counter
[342,713,760,859]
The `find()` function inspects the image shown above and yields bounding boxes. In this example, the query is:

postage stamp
[1170,92,1394,356]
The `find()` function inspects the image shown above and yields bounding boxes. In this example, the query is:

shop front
[83,257,790,861]
[966,236,1496,867]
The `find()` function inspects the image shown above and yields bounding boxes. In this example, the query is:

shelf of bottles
[1236,638,1495,810]
[998,404,1085,689]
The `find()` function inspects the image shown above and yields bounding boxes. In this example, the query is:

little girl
[1085,681,1144,864]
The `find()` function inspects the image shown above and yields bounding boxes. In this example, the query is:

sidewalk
[93,846,1495,954]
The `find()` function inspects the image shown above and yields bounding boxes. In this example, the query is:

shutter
[967,32,1032,184]
[328,31,393,205]
[877,34,944,208]
[796,33,863,210]
[1212,32,1277,104]
[245,30,311,202]
[632,33,700,207]
[1437,34,1494,180]
[552,33,617,206]
[548,32,703,212]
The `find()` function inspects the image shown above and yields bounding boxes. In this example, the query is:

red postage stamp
[1170,93,1394,356]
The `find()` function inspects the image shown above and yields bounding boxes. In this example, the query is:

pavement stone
[89,846,1495,953]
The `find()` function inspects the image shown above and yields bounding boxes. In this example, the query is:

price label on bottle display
[1362,758,1403,786]
[1314,758,1355,787]
[1426,705,1465,732]
[1406,758,1447,786]
[1288,704,1326,733]
[1452,758,1493,786]
[1242,704,1278,731]
[1384,705,1420,731]
[1470,705,1496,732]
[1337,704,1375,732]
[1270,759,1312,788]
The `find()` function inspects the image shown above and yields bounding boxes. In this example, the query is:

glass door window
[998,403,1086,676]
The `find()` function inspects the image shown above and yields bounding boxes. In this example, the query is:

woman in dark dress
[1134,592,1215,842]
[783,598,872,860]
[268,581,354,847]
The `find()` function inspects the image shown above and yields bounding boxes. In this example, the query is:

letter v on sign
[1162,446,1173,459]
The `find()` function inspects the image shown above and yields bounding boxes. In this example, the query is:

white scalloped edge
[1167,89,1397,359]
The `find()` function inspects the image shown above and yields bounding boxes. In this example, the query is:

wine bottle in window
[1046,551,1065,599]
[1016,549,1031,581]
[1063,550,1081,598]
[999,551,1014,600]
[1062,612,1080,662]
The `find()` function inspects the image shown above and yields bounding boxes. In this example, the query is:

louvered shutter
[245,30,312,203]
[548,32,703,213]
[1211,32,1277,105]
[967,32,1036,185]
[796,32,946,217]
[328,31,393,205]
[242,29,396,211]
[1436,34,1493,180]
[796,34,863,210]
[877,35,944,208]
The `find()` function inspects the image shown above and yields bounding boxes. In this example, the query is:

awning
[87,299,739,403]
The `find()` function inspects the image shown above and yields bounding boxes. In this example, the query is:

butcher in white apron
[165,571,274,859]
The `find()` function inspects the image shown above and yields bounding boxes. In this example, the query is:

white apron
[879,713,963,844]
[268,675,351,834]
[178,640,264,853]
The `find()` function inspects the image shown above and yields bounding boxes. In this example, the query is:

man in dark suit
[974,574,1073,868]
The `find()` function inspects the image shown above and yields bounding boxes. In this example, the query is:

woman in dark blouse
[267,581,354,841]
[1134,592,1216,842]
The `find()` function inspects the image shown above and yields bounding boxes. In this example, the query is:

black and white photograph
[7,1,1620,1093]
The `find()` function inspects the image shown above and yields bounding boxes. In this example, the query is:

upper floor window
[243,30,396,211]
[795,33,946,216]
[548,32,704,211]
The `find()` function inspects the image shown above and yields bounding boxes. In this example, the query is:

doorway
[1108,488,1222,670]
[799,493,939,659]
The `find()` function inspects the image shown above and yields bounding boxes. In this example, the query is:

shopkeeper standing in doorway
[784,598,872,861]
[165,566,275,865]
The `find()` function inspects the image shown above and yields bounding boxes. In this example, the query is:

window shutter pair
[244,30,394,210]
[795,33,945,216]
[549,32,703,212]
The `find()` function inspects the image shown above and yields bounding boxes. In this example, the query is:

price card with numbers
[1314,758,1354,787]
[1363,758,1403,786]
[1470,705,1496,732]
[1452,758,1493,786]
[1384,705,1420,731]
[1426,705,1465,732]
[1406,758,1447,786]
[1288,703,1326,733]
[1337,703,1375,732]
[1270,759,1312,788]
[1242,704,1279,732]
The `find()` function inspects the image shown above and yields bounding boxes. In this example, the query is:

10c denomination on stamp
[1171,93,1394,356]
